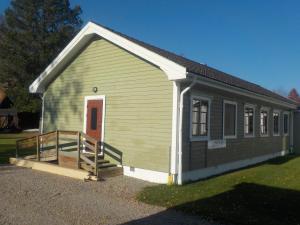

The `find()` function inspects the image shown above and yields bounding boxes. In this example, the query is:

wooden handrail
[16,130,100,177]
[59,130,79,135]
[80,132,98,143]
[16,130,56,143]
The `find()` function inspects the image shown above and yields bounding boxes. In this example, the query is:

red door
[86,100,103,141]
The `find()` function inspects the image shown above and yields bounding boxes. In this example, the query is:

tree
[0,0,82,112]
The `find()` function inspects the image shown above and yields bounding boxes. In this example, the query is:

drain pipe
[177,79,197,185]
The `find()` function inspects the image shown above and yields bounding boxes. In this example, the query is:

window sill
[273,134,280,137]
[190,136,209,142]
[283,134,289,137]
[244,134,255,138]
[224,135,237,139]
[260,134,269,137]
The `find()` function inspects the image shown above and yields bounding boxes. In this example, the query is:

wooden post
[56,130,59,162]
[77,132,81,169]
[36,135,40,161]
[94,140,99,177]
[16,141,19,158]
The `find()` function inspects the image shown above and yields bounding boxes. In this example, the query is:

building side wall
[43,38,173,173]
[182,83,292,174]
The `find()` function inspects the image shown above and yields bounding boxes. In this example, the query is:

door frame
[83,95,106,150]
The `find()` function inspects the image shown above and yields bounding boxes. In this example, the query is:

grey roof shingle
[96,22,295,105]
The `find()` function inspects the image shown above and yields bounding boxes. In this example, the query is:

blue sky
[1,0,300,94]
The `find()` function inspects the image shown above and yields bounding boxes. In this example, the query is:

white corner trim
[123,166,169,184]
[182,150,287,182]
[223,100,238,139]
[170,81,180,175]
[83,95,106,150]
[29,21,187,93]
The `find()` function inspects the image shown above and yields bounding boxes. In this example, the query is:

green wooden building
[30,22,297,184]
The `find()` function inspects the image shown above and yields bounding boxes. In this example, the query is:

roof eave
[30,21,187,93]
[188,72,297,110]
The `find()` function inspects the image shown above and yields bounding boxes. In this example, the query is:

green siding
[43,38,173,172]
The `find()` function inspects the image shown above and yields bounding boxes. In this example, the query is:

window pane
[284,114,288,134]
[193,100,200,111]
[200,124,207,135]
[90,108,97,130]
[192,99,209,137]
[273,113,279,134]
[260,111,268,135]
[244,107,254,135]
[200,112,207,123]
[192,111,199,123]
[201,104,208,113]
[192,123,199,136]
[224,103,236,136]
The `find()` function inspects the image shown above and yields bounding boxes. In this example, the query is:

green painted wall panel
[43,38,173,172]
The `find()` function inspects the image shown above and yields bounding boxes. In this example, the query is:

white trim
[188,73,297,109]
[290,112,294,151]
[223,100,238,139]
[182,150,287,182]
[260,107,270,137]
[178,81,197,185]
[123,166,169,184]
[244,103,255,138]
[40,94,45,134]
[83,95,106,151]
[29,22,186,93]
[283,111,290,136]
[272,109,281,136]
[189,95,211,141]
[170,81,180,175]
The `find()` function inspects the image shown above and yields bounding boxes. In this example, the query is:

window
[284,113,289,135]
[260,109,268,136]
[244,106,254,136]
[273,111,280,136]
[224,101,237,138]
[90,108,98,130]
[191,98,209,138]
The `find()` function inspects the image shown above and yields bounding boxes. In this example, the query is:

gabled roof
[30,21,296,108]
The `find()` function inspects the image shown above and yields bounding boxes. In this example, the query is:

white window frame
[260,107,270,137]
[190,95,211,142]
[223,100,238,139]
[244,104,255,138]
[283,111,289,136]
[273,110,281,137]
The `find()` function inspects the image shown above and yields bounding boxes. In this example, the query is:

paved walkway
[0,165,219,225]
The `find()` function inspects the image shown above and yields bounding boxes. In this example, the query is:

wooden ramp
[13,130,123,180]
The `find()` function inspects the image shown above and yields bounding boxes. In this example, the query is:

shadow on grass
[121,183,300,225]
[267,153,299,165]
[182,154,300,185]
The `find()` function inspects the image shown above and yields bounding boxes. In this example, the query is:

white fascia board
[29,22,186,93]
[188,73,297,110]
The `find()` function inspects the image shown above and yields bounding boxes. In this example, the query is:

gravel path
[0,165,218,225]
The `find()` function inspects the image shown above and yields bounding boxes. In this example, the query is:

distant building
[0,86,18,130]
[288,88,300,106]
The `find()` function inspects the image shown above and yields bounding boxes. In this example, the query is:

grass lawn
[138,155,300,225]
[0,132,37,164]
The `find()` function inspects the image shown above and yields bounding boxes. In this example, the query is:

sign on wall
[208,139,226,149]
